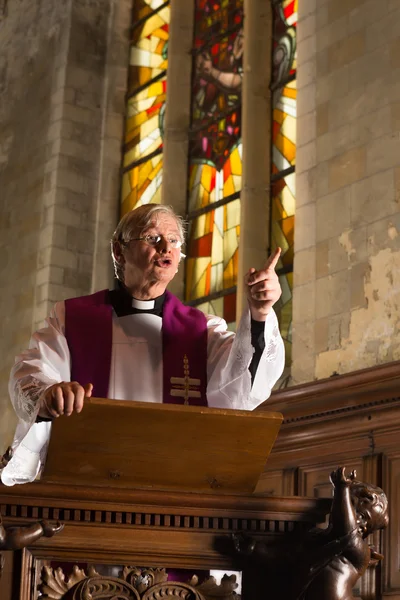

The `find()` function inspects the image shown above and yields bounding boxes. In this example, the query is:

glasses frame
[127,234,183,249]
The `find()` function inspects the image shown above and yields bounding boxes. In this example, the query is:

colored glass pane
[121,0,170,215]
[185,201,240,303]
[186,0,243,320]
[271,0,297,369]
[188,0,243,211]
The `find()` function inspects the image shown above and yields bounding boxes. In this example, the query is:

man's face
[119,213,182,295]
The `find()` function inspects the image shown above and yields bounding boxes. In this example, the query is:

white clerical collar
[131,297,155,310]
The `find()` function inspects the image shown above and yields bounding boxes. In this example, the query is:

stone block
[298,34,316,64]
[317,124,351,163]
[351,169,396,226]
[297,14,316,43]
[316,160,330,198]
[297,59,316,90]
[350,262,369,309]
[317,102,329,135]
[339,226,368,266]
[316,270,350,319]
[63,103,96,125]
[350,105,391,148]
[296,168,317,207]
[347,45,391,90]
[294,203,316,251]
[328,312,351,350]
[297,82,316,118]
[328,236,349,274]
[291,320,316,385]
[316,4,329,29]
[328,0,365,23]
[66,227,94,253]
[316,47,329,78]
[296,140,316,174]
[314,316,329,353]
[293,246,316,286]
[50,247,78,270]
[328,31,365,72]
[316,240,329,279]
[367,10,400,54]
[316,15,348,53]
[293,282,316,323]
[297,111,316,147]
[316,187,351,242]
[36,265,64,287]
[316,67,349,106]
[298,0,316,19]
[367,215,400,255]
[328,146,366,192]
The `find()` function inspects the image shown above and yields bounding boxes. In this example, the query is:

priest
[1,204,285,485]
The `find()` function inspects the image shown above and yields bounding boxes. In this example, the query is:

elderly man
[1,204,284,486]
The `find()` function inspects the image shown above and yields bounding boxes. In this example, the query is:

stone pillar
[237,0,273,316]
[290,0,317,384]
[161,0,194,299]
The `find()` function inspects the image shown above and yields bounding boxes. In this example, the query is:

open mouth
[154,258,172,267]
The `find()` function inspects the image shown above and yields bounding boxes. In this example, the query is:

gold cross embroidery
[170,354,201,405]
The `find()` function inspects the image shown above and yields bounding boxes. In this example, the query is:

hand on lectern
[244,247,282,322]
[39,381,93,419]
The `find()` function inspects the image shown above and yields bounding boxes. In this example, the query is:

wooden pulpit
[0,399,331,600]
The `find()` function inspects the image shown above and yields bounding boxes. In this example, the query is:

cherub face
[351,482,389,537]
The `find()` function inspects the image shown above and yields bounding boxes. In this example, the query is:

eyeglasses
[129,234,183,249]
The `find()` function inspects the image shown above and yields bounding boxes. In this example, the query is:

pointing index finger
[264,247,281,271]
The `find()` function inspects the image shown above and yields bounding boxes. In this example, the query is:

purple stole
[64,289,208,406]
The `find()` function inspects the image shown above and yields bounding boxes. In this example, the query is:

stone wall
[293,0,400,384]
[0,0,130,451]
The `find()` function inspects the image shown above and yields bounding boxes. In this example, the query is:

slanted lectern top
[42,398,283,494]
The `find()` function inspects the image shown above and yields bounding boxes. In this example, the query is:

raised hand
[245,247,282,321]
[39,381,93,419]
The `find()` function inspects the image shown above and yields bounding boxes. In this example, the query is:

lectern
[0,399,331,600]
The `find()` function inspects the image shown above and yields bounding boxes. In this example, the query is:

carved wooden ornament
[39,566,239,600]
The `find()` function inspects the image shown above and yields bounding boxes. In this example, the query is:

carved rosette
[39,566,239,600]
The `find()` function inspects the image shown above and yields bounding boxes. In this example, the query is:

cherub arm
[0,517,63,551]
[329,466,358,538]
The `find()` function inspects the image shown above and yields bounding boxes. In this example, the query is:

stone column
[237,0,273,316]
[161,0,194,299]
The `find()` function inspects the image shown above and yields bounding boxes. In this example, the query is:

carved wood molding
[262,359,400,421]
[39,565,239,600]
[0,500,314,535]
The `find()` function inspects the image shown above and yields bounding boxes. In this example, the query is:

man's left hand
[245,248,282,321]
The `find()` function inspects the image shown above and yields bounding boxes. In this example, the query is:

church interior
[1,0,400,598]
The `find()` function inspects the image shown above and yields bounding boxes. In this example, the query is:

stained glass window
[185,0,244,328]
[120,0,170,216]
[270,0,297,366]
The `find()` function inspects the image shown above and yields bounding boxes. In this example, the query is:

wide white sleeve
[1,302,70,486]
[9,301,70,426]
[206,307,284,411]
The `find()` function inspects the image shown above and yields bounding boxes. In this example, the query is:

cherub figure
[301,467,389,600]
[0,512,63,577]
[230,467,388,600]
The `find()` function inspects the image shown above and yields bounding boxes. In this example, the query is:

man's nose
[158,236,171,252]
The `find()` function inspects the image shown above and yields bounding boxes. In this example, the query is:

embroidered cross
[170,354,201,405]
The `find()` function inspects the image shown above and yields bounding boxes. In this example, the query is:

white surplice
[1,298,284,486]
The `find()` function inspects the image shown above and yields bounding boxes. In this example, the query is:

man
[1,204,284,486]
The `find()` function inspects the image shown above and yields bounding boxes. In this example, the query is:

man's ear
[113,241,125,264]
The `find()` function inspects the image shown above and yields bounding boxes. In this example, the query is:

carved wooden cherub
[0,513,64,551]
[230,467,389,600]
[301,467,389,599]
[0,512,63,577]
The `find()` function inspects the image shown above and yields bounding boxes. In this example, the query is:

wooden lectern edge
[86,396,284,422]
